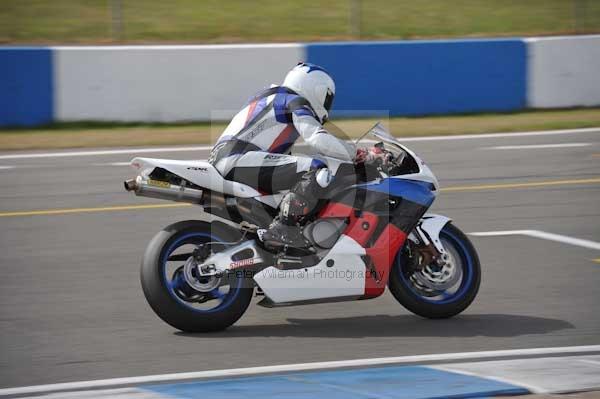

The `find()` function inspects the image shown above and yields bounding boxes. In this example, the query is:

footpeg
[240,221,259,234]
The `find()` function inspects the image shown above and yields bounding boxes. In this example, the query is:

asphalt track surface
[0,129,599,389]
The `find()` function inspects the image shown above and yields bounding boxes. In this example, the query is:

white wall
[53,44,303,122]
[527,35,600,108]
[50,36,600,124]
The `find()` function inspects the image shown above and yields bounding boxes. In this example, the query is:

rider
[210,62,388,250]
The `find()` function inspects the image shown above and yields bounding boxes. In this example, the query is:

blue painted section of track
[142,365,529,399]
[0,47,53,126]
[306,38,527,118]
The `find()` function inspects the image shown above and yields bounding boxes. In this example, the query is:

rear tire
[140,220,253,332]
[388,223,481,319]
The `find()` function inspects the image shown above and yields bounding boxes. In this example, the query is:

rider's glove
[355,145,393,166]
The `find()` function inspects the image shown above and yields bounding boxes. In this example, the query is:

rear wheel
[388,223,481,318]
[140,220,253,332]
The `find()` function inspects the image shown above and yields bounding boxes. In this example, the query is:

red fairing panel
[319,203,379,246]
[319,202,354,218]
[364,224,407,298]
[346,212,379,247]
[319,202,407,298]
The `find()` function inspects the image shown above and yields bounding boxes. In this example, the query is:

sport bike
[124,123,481,332]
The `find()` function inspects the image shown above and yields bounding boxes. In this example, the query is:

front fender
[413,213,452,255]
[420,213,452,240]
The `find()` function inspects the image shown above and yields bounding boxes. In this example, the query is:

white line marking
[93,162,132,166]
[431,364,546,394]
[1,345,599,396]
[0,127,598,160]
[395,127,599,142]
[484,142,592,150]
[433,355,600,394]
[0,146,212,160]
[470,230,600,251]
[579,359,600,367]
[0,165,15,170]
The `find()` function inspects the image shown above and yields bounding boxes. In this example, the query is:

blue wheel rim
[160,232,243,313]
[398,227,473,305]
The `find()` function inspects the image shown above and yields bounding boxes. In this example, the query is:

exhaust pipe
[124,176,204,204]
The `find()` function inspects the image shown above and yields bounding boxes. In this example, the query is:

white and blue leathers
[211,85,355,187]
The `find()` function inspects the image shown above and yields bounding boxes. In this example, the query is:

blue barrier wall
[4,36,600,127]
[0,48,53,126]
[306,39,527,117]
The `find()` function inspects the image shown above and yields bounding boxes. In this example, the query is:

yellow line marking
[440,177,600,192]
[593,258,600,264]
[0,177,599,218]
[0,203,191,217]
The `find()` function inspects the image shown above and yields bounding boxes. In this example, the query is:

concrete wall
[0,48,53,126]
[54,44,303,122]
[527,35,600,108]
[1,35,599,127]
[307,39,527,118]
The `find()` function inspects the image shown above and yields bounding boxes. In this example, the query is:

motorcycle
[124,122,481,332]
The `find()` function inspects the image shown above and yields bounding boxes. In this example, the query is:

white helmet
[282,63,335,124]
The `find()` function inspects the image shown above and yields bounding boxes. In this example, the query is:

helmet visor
[324,88,334,112]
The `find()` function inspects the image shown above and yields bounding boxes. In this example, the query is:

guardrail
[1,35,599,127]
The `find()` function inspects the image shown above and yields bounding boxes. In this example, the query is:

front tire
[140,220,253,332]
[389,223,481,319]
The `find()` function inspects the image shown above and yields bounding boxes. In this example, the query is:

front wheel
[140,220,254,332]
[388,222,481,319]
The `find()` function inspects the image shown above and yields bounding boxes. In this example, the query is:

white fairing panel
[254,235,367,303]
[130,157,260,198]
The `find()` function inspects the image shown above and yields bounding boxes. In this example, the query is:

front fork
[408,214,452,268]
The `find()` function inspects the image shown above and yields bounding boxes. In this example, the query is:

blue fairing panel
[358,178,435,207]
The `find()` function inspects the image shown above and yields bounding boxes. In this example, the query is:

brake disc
[410,239,461,292]
[412,261,459,291]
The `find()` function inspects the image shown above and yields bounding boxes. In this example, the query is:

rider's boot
[258,192,312,250]
[258,168,331,250]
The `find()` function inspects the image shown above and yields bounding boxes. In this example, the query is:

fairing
[253,235,368,302]
[358,122,440,190]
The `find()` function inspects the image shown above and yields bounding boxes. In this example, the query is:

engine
[303,218,347,249]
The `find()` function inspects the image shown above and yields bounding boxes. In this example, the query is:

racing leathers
[209,85,356,249]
